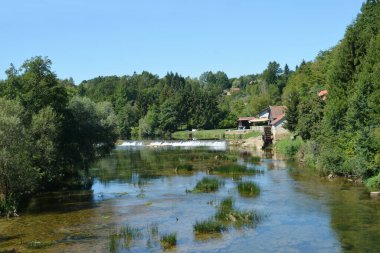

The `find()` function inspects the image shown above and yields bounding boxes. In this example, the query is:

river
[0,141,379,252]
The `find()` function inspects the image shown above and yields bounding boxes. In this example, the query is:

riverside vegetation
[280,1,380,189]
[1,0,380,217]
[0,57,118,216]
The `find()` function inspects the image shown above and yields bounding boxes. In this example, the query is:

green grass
[237,181,260,197]
[191,177,223,193]
[172,129,229,140]
[275,136,304,157]
[172,129,261,140]
[225,130,261,140]
[193,219,227,234]
[160,233,177,249]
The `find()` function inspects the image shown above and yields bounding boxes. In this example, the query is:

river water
[1,141,379,252]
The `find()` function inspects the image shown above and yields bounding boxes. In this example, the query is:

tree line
[282,0,380,189]
[77,64,290,139]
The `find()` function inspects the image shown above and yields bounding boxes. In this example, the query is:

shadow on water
[25,190,98,214]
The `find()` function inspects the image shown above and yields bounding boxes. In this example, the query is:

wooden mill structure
[262,126,273,148]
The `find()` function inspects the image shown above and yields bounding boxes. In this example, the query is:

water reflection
[26,190,96,214]
[288,164,380,253]
[0,146,379,252]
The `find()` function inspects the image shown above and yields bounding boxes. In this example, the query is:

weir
[118,140,227,151]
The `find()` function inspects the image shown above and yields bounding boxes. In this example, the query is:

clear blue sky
[0,0,364,84]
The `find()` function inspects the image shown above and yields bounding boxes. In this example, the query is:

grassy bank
[172,129,260,140]
[274,136,304,158]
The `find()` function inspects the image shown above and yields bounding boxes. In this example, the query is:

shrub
[366,173,380,191]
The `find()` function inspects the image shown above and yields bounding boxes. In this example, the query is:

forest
[0,0,379,215]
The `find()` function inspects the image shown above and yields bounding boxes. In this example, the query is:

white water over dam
[118,140,227,151]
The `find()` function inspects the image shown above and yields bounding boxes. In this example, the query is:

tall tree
[263,61,282,85]
[0,99,37,213]
[4,56,68,118]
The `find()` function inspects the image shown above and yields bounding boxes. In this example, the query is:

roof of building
[269,106,286,119]
[238,117,256,121]
[271,114,285,126]
[249,118,269,123]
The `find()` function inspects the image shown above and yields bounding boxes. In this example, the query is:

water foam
[118,140,227,150]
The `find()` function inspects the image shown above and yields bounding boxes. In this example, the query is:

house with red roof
[237,106,288,139]
[237,117,256,130]
[237,105,288,140]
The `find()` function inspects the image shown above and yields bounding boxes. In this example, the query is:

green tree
[296,95,324,140]
[63,97,118,167]
[263,61,282,85]
[29,107,62,189]
[283,89,299,132]
[0,99,37,213]
[138,105,159,137]
[159,97,180,134]
[4,56,68,118]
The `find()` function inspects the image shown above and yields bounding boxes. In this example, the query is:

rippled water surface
[1,142,379,252]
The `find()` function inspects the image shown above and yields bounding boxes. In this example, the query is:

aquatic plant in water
[146,223,159,249]
[193,219,227,234]
[193,197,263,235]
[108,224,143,252]
[211,164,262,176]
[190,177,223,193]
[215,197,262,228]
[237,181,260,197]
[160,232,177,249]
